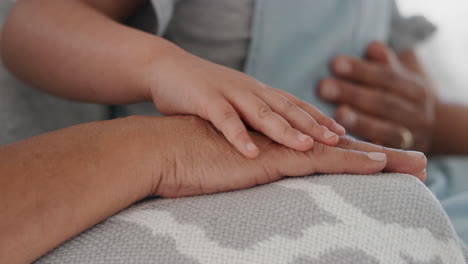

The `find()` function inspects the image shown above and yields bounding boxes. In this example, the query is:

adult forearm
[430,102,468,155]
[1,0,178,104]
[0,116,160,263]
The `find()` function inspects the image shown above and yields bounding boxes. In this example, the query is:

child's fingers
[252,87,339,145]
[270,87,346,135]
[227,91,315,152]
[207,98,260,158]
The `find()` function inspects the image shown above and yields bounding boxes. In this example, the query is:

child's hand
[148,48,345,158]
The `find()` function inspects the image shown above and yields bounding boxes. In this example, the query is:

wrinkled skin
[153,116,427,198]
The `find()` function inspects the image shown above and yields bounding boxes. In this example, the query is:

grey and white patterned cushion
[37,174,468,264]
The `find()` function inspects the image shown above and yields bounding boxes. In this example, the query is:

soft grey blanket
[37,174,468,264]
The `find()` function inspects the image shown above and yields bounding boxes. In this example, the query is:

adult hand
[0,115,426,263]
[152,116,427,198]
[317,41,437,152]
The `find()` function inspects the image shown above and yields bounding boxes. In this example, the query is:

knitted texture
[37,174,468,264]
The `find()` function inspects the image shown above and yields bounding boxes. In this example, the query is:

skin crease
[0,115,427,263]
[1,0,345,160]
[318,41,468,155]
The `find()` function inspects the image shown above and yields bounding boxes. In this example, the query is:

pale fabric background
[397,0,468,103]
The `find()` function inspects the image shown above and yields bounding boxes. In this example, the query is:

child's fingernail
[366,152,387,162]
[335,123,346,134]
[297,133,312,142]
[246,143,258,152]
[323,130,336,140]
[336,58,352,74]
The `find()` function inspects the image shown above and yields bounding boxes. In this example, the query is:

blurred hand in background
[318,42,437,153]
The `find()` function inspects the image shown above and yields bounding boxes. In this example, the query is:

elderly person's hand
[1,115,426,262]
[317,41,437,153]
[153,116,427,198]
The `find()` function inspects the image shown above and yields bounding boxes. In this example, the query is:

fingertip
[244,142,260,159]
[365,152,388,173]
[316,79,328,95]
[334,122,346,135]
[406,151,427,171]
[318,79,340,101]
[296,133,314,151]
[322,130,340,146]
[335,106,357,130]
[366,41,381,54]
[406,150,426,160]
[366,41,391,63]
[283,131,315,151]
[332,56,352,75]
[415,169,427,182]
[246,142,259,153]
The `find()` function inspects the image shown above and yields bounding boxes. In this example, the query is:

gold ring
[400,127,414,150]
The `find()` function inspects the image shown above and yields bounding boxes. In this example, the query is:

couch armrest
[37,174,468,264]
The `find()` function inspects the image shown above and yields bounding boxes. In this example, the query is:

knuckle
[281,125,293,138]
[257,104,272,119]
[221,109,238,121]
[337,135,357,149]
[373,143,388,155]
[294,99,308,110]
[304,120,319,131]
[218,109,238,128]
[310,142,328,156]
[305,122,322,135]
[282,99,297,114]
[317,125,330,135]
